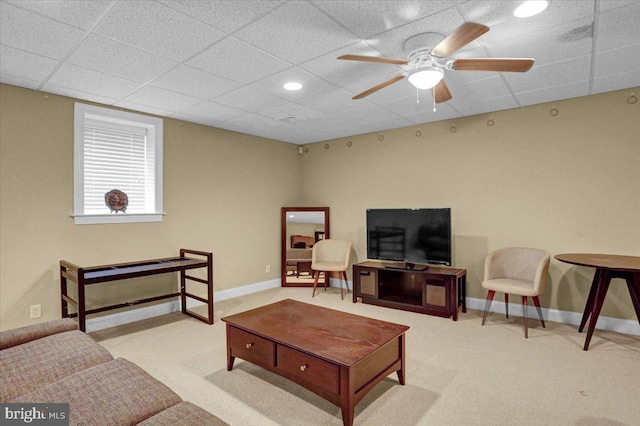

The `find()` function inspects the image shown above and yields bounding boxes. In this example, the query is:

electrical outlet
[30,304,42,319]
[266,264,271,273]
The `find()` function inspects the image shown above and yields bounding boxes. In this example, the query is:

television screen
[367,208,451,266]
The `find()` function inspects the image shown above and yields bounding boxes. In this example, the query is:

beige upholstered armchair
[481,247,551,338]
[311,239,352,300]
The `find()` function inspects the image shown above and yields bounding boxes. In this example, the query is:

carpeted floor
[91,287,640,425]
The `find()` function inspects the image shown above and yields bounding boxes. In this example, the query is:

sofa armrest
[0,318,78,350]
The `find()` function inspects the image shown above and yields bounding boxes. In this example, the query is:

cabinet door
[423,275,451,312]
[355,267,378,299]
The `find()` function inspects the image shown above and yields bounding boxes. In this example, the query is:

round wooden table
[555,253,640,350]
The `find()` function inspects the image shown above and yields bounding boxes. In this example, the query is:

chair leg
[339,271,344,300]
[343,272,350,294]
[532,296,546,328]
[312,271,320,297]
[324,271,328,291]
[505,293,509,318]
[482,290,495,325]
[522,296,529,338]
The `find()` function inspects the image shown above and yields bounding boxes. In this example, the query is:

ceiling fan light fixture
[408,66,444,90]
[514,1,548,18]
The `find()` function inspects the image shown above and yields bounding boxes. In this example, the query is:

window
[73,103,163,224]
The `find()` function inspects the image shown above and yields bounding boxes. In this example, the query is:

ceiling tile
[0,45,59,82]
[484,17,595,67]
[211,86,287,113]
[68,34,178,83]
[367,7,466,60]
[299,41,400,88]
[597,2,640,51]
[595,43,640,79]
[593,69,640,93]
[94,0,225,61]
[515,81,590,106]
[151,65,241,100]
[233,1,359,64]
[506,55,592,93]
[1,0,639,144]
[4,0,113,30]
[313,1,455,39]
[459,0,596,45]
[0,2,86,59]
[40,83,118,105]
[113,100,174,117]
[47,63,141,99]
[187,37,291,84]
[179,101,246,122]
[250,67,338,99]
[296,88,361,114]
[158,0,284,34]
[259,102,326,122]
[0,73,41,90]
[122,86,203,111]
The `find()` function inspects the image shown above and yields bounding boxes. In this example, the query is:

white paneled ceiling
[1,0,639,144]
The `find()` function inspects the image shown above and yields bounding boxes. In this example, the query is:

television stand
[384,264,428,271]
[353,261,466,320]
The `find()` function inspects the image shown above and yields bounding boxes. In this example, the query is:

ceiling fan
[338,22,535,104]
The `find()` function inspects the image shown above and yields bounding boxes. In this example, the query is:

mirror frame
[281,207,330,287]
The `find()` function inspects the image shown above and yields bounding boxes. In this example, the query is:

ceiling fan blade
[338,54,408,65]
[352,75,405,99]
[433,80,452,104]
[431,22,489,58]
[452,58,535,72]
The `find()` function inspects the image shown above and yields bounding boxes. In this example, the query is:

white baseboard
[466,297,640,336]
[86,280,639,337]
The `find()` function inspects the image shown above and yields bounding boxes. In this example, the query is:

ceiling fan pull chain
[433,89,437,112]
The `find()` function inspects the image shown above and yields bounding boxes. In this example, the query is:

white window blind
[73,103,163,225]
[83,119,154,214]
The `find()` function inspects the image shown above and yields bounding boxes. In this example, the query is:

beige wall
[1,83,639,330]
[0,84,302,330]
[299,88,640,320]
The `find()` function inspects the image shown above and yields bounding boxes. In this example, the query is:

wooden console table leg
[78,274,86,332]
[60,265,68,318]
[339,365,355,426]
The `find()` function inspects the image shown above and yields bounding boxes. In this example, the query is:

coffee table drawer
[229,326,275,368]
[276,345,339,394]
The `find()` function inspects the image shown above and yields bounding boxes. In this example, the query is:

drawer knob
[299,364,307,372]
[245,343,253,349]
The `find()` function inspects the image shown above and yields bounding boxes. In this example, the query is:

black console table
[353,261,466,320]
[60,249,213,332]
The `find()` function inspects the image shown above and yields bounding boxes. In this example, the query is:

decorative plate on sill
[105,189,128,213]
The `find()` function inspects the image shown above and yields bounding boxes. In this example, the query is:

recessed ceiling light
[283,82,302,91]
[514,1,548,18]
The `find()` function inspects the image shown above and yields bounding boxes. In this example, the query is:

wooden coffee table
[221,299,409,426]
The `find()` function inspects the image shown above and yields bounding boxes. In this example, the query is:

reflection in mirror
[281,207,329,287]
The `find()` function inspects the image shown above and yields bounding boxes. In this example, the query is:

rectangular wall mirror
[281,207,329,287]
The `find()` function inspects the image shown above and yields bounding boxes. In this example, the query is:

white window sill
[72,213,164,225]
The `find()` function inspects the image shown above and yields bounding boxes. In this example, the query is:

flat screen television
[366,208,452,266]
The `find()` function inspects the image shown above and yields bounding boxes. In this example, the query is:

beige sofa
[0,319,227,425]
[286,248,313,277]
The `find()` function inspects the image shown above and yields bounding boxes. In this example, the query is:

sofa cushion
[137,401,228,425]
[0,318,78,350]
[0,329,113,402]
[11,358,182,425]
